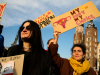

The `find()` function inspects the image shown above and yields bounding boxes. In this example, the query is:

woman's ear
[83,54,85,58]
[47,44,49,48]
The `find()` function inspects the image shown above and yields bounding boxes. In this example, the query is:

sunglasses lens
[21,25,31,31]
[26,26,31,30]
[21,27,24,31]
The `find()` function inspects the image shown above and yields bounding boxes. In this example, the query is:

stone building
[73,24,85,45]
[97,41,100,71]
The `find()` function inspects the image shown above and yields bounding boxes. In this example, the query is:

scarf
[69,57,90,75]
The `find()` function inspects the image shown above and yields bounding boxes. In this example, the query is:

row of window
[86,42,97,47]
[86,53,97,58]
[87,31,97,35]
[86,37,97,42]
[86,47,97,52]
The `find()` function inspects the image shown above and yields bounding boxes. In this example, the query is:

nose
[75,51,79,55]
[22,27,27,32]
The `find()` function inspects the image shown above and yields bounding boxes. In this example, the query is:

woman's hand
[53,31,61,44]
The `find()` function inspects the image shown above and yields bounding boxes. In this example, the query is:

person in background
[5,20,51,75]
[47,38,60,75]
[48,31,96,75]
[0,24,4,57]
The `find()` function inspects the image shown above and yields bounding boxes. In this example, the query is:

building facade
[73,24,85,45]
[97,41,100,71]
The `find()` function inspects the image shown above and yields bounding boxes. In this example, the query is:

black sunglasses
[21,25,31,31]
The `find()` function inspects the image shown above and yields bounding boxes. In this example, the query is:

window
[88,42,89,46]
[86,53,87,57]
[90,42,91,46]
[99,55,100,59]
[87,31,90,35]
[99,49,100,53]
[88,54,89,57]
[86,43,87,46]
[90,53,91,57]
[90,47,91,51]
[95,32,96,35]
[87,48,89,52]
[90,37,91,41]
[95,38,97,42]
[88,38,90,41]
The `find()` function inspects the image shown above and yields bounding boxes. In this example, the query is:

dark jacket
[6,45,51,75]
[48,43,96,75]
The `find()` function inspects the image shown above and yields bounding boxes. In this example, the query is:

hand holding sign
[53,31,61,44]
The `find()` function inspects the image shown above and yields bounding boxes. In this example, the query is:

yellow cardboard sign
[51,1,100,34]
[0,54,24,75]
[34,10,55,29]
[0,3,7,22]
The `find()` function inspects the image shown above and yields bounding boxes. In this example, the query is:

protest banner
[51,1,100,34]
[0,3,7,22]
[0,54,24,75]
[34,10,55,29]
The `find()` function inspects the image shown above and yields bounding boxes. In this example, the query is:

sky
[0,0,100,58]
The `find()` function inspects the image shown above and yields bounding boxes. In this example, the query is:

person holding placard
[5,20,51,75]
[48,31,96,75]
[46,38,60,75]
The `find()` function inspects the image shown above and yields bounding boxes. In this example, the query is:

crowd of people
[0,20,99,75]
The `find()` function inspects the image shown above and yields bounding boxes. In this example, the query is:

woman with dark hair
[48,31,96,75]
[6,20,51,75]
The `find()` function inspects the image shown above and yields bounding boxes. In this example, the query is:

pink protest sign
[51,1,100,34]
[34,10,55,29]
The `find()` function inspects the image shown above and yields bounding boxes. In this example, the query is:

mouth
[75,56,79,57]
[23,33,27,34]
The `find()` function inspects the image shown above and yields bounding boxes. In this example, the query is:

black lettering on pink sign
[39,15,55,29]
[70,8,84,22]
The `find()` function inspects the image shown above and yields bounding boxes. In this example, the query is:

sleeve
[44,51,52,75]
[48,43,64,68]
[3,46,13,57]
[88,67,96,75]
[0,35,4,51]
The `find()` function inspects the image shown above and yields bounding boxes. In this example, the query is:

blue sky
[0,0,100,58]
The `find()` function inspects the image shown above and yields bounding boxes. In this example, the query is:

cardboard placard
[0,3,7,22]
[34,10,55,29]
[0,54,24,75]
[51,1,100,34]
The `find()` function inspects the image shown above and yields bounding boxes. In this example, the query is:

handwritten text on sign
[34,10,55,29]
[51,1,100,34]
[0,54,24,75]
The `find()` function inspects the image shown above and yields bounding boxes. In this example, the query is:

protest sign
[34,10,55,29]
[0,54,24,75]
[0,3,7,22]
[51,1,100,34]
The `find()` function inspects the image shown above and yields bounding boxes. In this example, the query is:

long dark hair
[16,20,48,75]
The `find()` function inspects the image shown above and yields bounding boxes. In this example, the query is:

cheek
[29,31,33,37]
[79,53,83,56]
[72,53,75,57]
